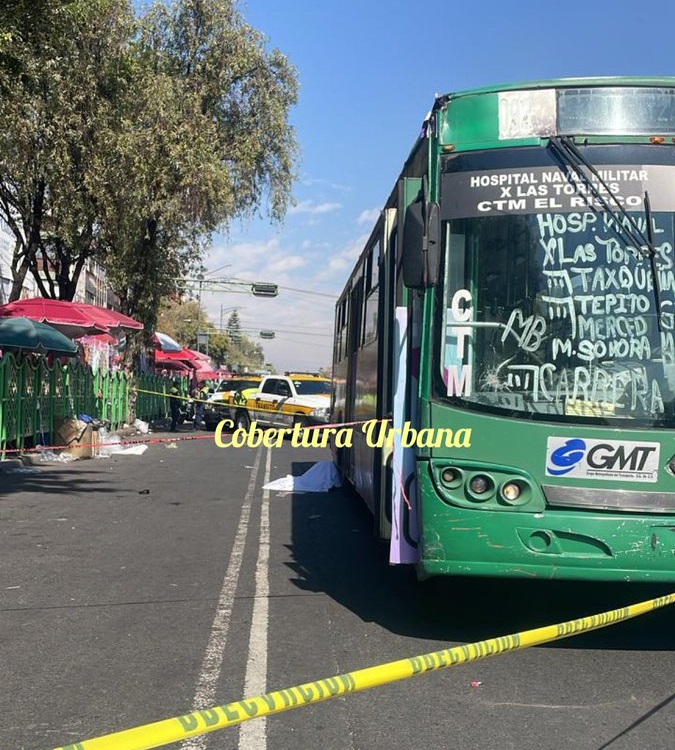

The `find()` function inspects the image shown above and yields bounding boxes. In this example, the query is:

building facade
[0,219,117,309]
[0,218,39,303]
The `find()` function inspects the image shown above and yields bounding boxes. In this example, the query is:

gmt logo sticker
[546,437,660,482]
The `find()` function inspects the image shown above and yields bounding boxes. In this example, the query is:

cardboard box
[54,418,95,460]
[67,426,95,459]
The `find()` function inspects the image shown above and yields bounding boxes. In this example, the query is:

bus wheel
[235,410,250,430]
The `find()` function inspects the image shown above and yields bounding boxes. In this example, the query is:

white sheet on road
[263,460,342,493]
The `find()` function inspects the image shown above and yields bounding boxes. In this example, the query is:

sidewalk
[0,418,214,470]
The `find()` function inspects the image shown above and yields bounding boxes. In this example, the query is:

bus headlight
[440,467,462,489]
[499,479,532,506]
[468,474,494,497]
[429,461,543,512]
[501,482,521,501]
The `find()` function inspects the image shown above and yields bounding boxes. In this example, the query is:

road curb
[0,456,29,470]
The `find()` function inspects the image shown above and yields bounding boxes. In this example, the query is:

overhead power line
[276,284,336,299]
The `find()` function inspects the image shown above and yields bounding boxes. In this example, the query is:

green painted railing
[0,354,180,456]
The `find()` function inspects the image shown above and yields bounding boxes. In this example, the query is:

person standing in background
[169,379,182,433]
[194,380,210,429]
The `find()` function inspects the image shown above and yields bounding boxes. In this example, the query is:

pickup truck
[225,373,332,430]
[202,376,262,430]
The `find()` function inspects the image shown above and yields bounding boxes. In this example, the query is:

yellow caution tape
[130,385,326,425]
[131,387,212,405]
[52,592,675,750]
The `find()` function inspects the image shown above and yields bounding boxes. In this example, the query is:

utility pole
[196,274,204,353]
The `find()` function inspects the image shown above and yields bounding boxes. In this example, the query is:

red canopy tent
[0,298,143,339]
[0,298,106,338]
[157,360,193,375]
[154,346,221,383]
[154,347,201,364]
[194,368,222,382]
[71,303,143,332]
[192,356,222,378]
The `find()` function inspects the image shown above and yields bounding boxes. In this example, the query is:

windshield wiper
[548,136,654,258]
[643,190,664,333]
[548,135,664,332]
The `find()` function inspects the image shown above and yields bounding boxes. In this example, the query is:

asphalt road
[1,428,674,750]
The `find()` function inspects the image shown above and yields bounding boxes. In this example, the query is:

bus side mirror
[402,200,440,289]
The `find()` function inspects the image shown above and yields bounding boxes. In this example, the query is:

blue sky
[197,0,675,372]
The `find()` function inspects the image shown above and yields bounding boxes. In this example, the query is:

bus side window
[363,239,381,346]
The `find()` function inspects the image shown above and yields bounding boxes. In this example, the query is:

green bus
[332,77,675,582]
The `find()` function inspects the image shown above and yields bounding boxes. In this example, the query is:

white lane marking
[238,448,272,749]
[180,447,263,750]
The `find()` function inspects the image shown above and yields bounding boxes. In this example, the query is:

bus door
[373,208,398,537]
[387,177,423,562]
[344,277,363,480]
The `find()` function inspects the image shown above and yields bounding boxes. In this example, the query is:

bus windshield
[435,145,675,427]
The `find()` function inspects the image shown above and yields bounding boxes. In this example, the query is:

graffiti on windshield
[443,208,674,419]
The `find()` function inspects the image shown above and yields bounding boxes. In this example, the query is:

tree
[156,299,205,347]
[156,297,264,369]
[108,0,298,337]
[225,310,242,342]
[231,337,265,371]
[0,0,135,300]
[204,332,230,366]
[0,0,299,342]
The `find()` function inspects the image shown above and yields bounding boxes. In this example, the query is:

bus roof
[438,75,675,103]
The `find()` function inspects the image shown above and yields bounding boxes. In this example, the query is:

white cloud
[289,200,342,216]
[300,177,352,192]
[198,231,361,372]
[201,288,335,373]
[267,255,307,274]
[357,208,380,226]
[300,239,332,252]
[324,233,369,275]
[205,238,303,284]
[205,238,281,278]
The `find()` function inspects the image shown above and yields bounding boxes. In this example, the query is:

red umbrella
[0,298,106,338]
[194,368,221,381]
[155,347,201,363]
[72,303,143,332]
[157,360,193,374]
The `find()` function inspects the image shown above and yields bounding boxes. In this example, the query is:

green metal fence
[0,354,178,456]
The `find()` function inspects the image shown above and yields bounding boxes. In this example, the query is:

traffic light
[259,330,275,339]
[251,282,278,298]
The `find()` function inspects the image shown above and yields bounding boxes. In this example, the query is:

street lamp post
[195,273,204,353]
[197,330,209,356]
